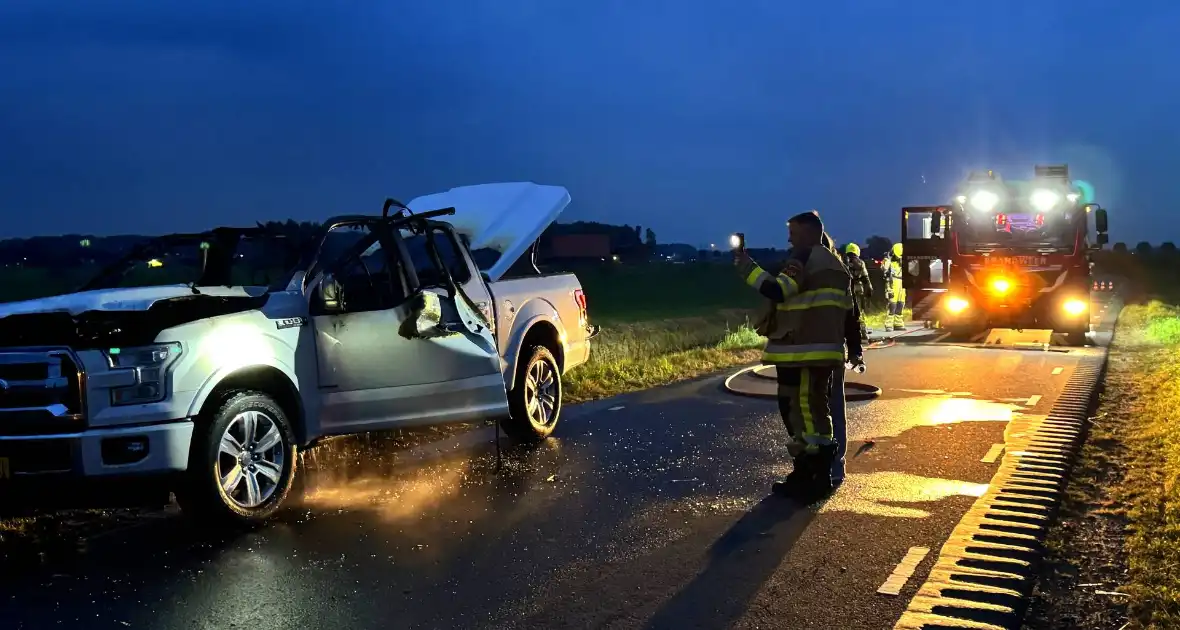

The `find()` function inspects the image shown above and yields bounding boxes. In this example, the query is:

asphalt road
[0,300,1117,630]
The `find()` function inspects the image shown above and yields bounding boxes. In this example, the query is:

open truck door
[901,206,953,324]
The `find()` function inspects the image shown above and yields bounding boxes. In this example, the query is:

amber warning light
[989,277,1012,295]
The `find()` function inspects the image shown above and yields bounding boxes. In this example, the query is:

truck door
[309,221,507,434]
[901,206,952,323]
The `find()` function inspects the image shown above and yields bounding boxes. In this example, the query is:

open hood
[408,182,571,282]
[0,285,263,318]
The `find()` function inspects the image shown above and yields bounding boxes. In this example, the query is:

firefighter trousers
[887,286,906,328]
[830,365,848,482]
[775,366,837,456]
[853,293,869,338]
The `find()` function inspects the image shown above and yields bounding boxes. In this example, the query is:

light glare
[1030,189,1060,212]
[969,190,1000,212]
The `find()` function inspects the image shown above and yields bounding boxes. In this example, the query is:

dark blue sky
[1,1,1176,247]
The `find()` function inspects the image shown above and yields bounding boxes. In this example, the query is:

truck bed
[487,273,590,373]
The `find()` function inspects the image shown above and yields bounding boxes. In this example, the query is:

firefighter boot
[772,452,813,499]
[806,444,839,501]
[773,447,838,503]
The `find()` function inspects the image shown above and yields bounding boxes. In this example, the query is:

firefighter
[735,211,852,501]
[843,243,873,341]
[883,242,906,331]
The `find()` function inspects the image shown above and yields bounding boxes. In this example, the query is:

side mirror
[1097,233,1109,246]
[316,273,344,314]
[398,291,460,339]
[1094,208,1109,234]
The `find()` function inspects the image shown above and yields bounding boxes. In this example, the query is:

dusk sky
[1,1,1176,247]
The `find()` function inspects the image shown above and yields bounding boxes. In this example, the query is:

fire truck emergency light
[989,277,1012,295]
[969,190,1000,212]
[1030,189,1060,212]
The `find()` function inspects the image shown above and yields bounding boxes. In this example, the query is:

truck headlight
[105,343,182,406]
[946,297,970,314]
[969,190,1000,212]
[1030,189,1060,212]
[1063,299,1087,316]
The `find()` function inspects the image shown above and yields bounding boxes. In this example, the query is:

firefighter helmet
[891,242,903,257]
[844,243,860,256]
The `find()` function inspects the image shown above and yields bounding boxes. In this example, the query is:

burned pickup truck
[0,182,595,523]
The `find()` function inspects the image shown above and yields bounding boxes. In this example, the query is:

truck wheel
[503,345,562,442]
[1062,331,1088,347]
[175,391,298,525]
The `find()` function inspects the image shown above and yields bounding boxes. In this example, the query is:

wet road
[1,306,1116,630]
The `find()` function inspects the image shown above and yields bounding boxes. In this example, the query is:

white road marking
[1051,367,1064,375]
[878,546,931,596]
[1025,394,1042,407]
[981,444,1005,463]
[608,406,625,411]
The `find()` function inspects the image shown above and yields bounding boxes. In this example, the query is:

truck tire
[503,345,562,442]
[175,390,298,525]
[1062,330,1088,347]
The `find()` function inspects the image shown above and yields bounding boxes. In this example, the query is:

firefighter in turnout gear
[883,242,905,331]
[842,243,872,342]
[735,211,853,501]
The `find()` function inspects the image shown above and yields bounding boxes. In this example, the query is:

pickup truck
[0,182,595,523]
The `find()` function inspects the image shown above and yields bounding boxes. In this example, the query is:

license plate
[0,457,9,480]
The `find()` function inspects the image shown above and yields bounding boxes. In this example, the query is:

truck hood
[0,285,271,348]
[0,285,264,318]
[408,182,571,282]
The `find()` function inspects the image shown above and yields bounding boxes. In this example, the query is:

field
[1027,300,1180,628]
[565,263,892,400]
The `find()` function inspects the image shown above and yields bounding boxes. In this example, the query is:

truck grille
[0,349,86,436]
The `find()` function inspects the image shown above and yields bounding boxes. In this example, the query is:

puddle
[849,395,1032,441]
[819,471,989,519]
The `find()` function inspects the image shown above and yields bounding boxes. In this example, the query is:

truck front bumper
[939,294,1091,332]
[0,419,194,480]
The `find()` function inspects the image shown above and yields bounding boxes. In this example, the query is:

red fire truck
[901,165,1110,345]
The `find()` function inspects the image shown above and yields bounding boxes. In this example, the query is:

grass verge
[1028,300,1180,629]
[565,310,763,403]
[564,306,900,403]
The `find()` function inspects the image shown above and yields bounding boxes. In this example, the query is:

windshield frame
[954,180,1083,252]
[954,216,1081,254]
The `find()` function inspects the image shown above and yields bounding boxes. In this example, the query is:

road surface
[0,303,1116,630]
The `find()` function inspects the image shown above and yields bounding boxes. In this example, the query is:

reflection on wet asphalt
[819,471,989,518]
[0,341,1095,630]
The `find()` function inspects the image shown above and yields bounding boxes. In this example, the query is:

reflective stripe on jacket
[739,246,852,367]
[883,257,903,292]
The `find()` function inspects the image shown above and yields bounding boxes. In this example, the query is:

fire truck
[900,165,1110,345]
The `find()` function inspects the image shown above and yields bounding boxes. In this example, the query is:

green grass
[0,266,95,302]
[1067,301,1180,627]
[564,310,765,402]
[575,262,763,323]
[564,263,899,402]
